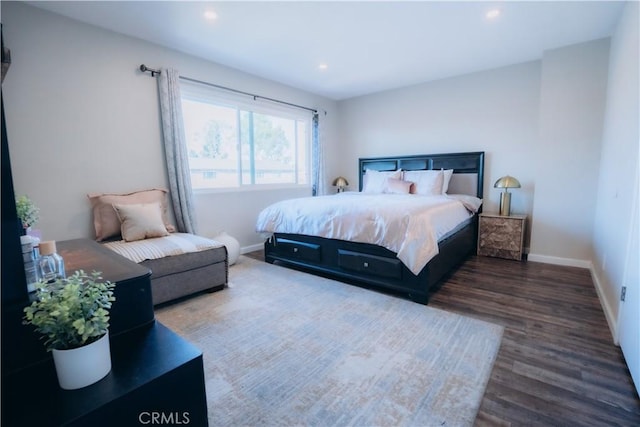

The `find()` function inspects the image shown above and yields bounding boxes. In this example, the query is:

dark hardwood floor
[245,250,640,426]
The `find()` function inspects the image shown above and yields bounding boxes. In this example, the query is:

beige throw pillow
[113,202,170,242]
[88,188,175,241]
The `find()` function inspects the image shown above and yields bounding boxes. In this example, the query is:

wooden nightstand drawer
[477,214,526,260]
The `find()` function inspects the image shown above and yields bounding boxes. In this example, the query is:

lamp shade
[494,175,521,189]
[332,177,349,187]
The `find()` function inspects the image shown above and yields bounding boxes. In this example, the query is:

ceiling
[26,1,625,100]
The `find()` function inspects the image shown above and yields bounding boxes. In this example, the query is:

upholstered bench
[88,189,228,305]
[104,233,228,305]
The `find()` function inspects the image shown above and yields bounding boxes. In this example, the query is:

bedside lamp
[332,176,349,193]
[494,175,521,216]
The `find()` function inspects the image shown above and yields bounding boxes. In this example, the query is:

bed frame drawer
[337,250,403,279]
[275,238,322,263]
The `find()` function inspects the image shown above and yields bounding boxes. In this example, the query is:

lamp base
[499,192,511,216]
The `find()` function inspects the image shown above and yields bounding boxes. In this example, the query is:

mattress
[256,193,479,275]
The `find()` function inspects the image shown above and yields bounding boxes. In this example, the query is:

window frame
[180,81,313,193]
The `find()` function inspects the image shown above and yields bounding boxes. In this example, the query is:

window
[181,82,311,190]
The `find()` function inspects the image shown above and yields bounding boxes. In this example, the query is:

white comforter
[255,193,474,275]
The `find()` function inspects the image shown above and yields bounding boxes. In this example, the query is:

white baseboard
[527,253,592,269]
[241,243,264,254]
[589,266,619,344]
[528,253,618,343]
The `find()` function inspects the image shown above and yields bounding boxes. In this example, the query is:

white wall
[529,39,611,265]
[592,1,639,331]
[337,39,612,264]
[2,2,338,249]
[338,61,542,249]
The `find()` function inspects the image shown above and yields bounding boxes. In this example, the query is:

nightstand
[477,213,527,260]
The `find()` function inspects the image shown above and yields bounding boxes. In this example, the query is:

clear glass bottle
[38,240,66,283]
[21,235,41,292]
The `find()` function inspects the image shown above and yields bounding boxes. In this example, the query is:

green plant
[23,270,115,351]
[15,195,39,229]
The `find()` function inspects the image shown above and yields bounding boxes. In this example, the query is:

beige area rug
[155,256,503,427]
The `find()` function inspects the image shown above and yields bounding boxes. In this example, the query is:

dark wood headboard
[358,151,485,198]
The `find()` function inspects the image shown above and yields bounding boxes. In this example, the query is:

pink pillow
[88,188,175,241]
[384,178,413,194]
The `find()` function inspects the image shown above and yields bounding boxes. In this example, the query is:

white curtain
[157,68,197,234]
[311,112,327,196]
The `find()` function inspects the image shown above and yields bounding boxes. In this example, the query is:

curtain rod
[139,64,318,114]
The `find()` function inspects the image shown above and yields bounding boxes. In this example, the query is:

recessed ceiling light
[486,9,501,19]
[318,63,328,71]
[204,10,218,21]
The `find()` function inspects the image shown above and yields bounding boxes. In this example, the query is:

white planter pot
[52,332,112,390]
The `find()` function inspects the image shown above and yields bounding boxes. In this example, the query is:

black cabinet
[3,322,208,427]
[1,239,209,427]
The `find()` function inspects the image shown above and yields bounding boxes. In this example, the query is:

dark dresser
[2,239,208,426]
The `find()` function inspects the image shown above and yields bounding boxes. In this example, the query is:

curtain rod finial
[139,64,160,77]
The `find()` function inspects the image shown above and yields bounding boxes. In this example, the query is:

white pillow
[403,170,444,196]
[362,169,402,193]
[113,202,170,242]
[446,194,483,213]
[384,177,413,194]
[442,169,454,194]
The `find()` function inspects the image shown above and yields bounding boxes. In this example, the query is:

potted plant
[15,195,39,234]
[23,270,116,390]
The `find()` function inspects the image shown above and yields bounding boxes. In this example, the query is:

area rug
[155,256,503,427]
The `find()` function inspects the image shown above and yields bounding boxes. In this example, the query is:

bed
[87,189,228,305]
[258,151,484,304]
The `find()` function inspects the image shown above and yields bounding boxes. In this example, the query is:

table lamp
[494,175,521,216]
[332,176,349,193]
